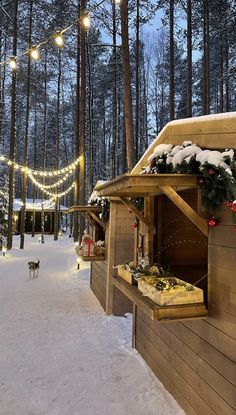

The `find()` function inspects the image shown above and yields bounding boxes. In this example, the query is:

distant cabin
[13,199,68,234]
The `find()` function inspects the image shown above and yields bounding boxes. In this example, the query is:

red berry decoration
[150,159,156,168]
[208,168,214,175]
[231,205,236,213]
[225,201,233,207]
[133,222,138,228]
[208,217,217,227]
[128,208,132,214]
[197,177,204,185]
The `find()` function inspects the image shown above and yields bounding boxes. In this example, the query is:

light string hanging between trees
[0,0,119,69]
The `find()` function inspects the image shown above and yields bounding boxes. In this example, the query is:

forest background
[0,0,235,245]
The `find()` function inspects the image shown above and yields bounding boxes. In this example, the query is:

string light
[54,32,64,47]
[82,12,91,29]
[30,47,40,60]
[0,154,80,177]
[0,0,110,68]
[28,171,71,190]
[9,57,17,70]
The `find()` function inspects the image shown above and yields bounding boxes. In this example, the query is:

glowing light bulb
[9,57,17,70]
[30,47,40,60]
[82,13,91,29]
[54,33,64,47]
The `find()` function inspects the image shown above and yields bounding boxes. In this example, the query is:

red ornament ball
[133,222,138,228]
[208,168,215,175]
[231,205,236,213]
[197,177,204,185]
[128,208,133,214]
[208,217,217,227]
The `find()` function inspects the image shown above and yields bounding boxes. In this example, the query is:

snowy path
[0,236,185,415]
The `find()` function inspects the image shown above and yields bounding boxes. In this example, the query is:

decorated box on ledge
[138,276,204,306]
[117,260,171,286]
[76,233,105,260]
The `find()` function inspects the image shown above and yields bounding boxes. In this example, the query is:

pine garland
[143,142,236,213]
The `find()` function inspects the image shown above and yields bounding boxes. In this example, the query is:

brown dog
[28,259,40,278]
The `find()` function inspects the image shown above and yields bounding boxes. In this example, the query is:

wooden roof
[96,174,197,197]
[132,112,236,174]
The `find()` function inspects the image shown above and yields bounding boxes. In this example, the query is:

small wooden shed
[96,113,236,415]
[13,199,68,234]
[69,194,137,316]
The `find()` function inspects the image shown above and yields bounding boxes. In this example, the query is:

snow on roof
[88,181,108,205]
[14,199,68,212]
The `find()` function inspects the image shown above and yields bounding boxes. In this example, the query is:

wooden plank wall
[112,201,134,315]
[135,203,236,414]
[90,200,134,315]
[90,260,107,311]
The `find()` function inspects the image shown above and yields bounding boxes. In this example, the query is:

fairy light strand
[0,0,112,68]
[0,154,80,177]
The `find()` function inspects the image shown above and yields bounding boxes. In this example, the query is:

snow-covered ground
[0,235,185,415]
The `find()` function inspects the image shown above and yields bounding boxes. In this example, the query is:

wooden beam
[80,212,99,230]
[120,197,156,233]
[68,205,102,214]
[90,212,106,230]
[159,185,208,237]
[106,201,117,315]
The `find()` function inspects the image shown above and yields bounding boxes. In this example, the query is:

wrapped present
[82,239,95,256]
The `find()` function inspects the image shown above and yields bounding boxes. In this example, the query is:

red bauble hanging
[128,208,133,214]
[208,217,217,227]
[133,222,138,228]
[231,205,236,213]
[208,168,215,175]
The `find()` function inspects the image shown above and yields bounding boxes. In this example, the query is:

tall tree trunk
[73,1,81,243]
[186,0,192,117]
[7,0,18,250]
[135,0,140,161]
[31,85,37,238]
[54,48,61,241]
[120,0,135,171]
[110,0,117,179]
[78,0,87,241]
[203,0,210,114]
[41,51,47,244]
[225,22,230,112]
[169,0,175,120]
[20,0,33,249]
[0,34,6,148]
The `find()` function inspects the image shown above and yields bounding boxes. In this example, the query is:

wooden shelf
[68,205,102,214]
[80,255,105,262]
[112,276,208,322]
[96,174,197,197]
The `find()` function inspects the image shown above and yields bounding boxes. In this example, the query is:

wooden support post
[90,212,106,230]
[134,219,139,267]
[106,200,117,315]
[120,196,155,233]
[159,185,208,237]
[132,303,137,349]
[145,196,155,264]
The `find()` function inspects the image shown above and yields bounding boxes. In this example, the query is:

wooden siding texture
[135,203,236,414]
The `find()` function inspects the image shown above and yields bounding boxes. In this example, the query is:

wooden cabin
[13,199,68,234]
[96,113,236,415]
[69,193,136,316]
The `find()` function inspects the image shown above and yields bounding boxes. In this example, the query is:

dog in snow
[28,259,40,278]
